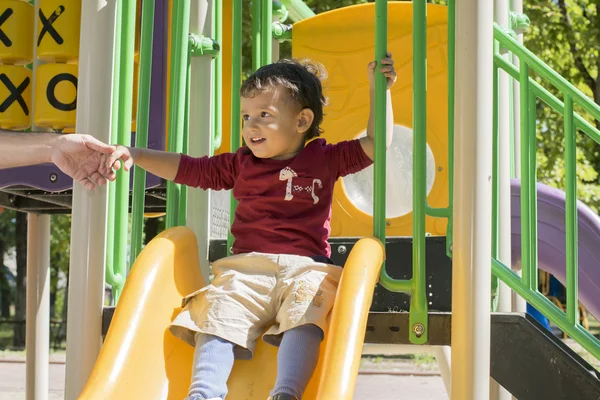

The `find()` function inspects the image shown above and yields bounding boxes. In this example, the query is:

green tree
[0,210,16,319]
[50,215,71,320]
[524,1,600,209]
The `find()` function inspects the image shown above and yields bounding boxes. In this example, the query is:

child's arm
[101,146,181,181]
[101,146,239,190]
[360,52,397,161]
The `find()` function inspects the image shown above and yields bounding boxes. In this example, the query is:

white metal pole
[187,0,213,283]
[64,1,116,398]
[491,1,514,399]
[509,0,527,313]
[25,2,50,399]
[451,0,494,398]
[25,214,50,400]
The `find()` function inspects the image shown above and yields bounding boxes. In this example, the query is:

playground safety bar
[492,24,600,360]
[212,0,223,151]
[166,0,192,229]
[228,0,243,255]
[279,0,314,22]
[374,0,457,344]
[105,0,138,302]
[130,0,157,264]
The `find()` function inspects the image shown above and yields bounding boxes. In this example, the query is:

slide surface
[78,227,385,399]
[510,179,600,319]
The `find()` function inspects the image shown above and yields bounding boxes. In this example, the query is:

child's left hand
[368,52,397,90]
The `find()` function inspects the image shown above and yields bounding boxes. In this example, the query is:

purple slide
[511,178,600,320]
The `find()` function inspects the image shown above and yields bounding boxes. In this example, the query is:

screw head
[338,245,347,255]
[413,323,425,338]
[386,221,391,227]
[49,173,58,183]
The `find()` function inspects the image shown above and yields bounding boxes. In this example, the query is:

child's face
[241,86,309,160]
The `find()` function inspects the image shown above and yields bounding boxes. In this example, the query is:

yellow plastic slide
[78,227,385,399]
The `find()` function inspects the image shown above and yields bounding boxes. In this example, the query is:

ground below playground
[0,353,448,399]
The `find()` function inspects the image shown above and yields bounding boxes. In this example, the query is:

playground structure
[0,0,599,399]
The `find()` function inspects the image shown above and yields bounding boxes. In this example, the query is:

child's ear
[297,108,315,134]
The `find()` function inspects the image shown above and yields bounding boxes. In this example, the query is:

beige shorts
[169,252,342,360]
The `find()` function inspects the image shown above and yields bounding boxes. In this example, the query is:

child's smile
[241,86,309,160]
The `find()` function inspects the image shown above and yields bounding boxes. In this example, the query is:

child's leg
[271,324,323,399]
[186,332,236,400]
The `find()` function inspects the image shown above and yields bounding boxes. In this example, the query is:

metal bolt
[438,166,443,172]
[413,323,425,338]
[49,173,58,183]
[386,221,391,227]
[338,245,347,255]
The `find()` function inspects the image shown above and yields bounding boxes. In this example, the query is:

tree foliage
[524,0,600,209]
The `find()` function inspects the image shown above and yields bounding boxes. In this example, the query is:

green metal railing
[130,0,156,263]
[492,24,600,360]
[374,0,455,344]
[105,0,138,303]
[228,0,243,255]
[165,0,191,229]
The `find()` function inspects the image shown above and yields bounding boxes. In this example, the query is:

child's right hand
[100,145,135,179]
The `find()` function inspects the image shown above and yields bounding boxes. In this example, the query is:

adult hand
[50,134,116,190]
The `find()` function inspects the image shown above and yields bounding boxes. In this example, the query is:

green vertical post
[376,1,411,293]
[130,0,156,264]
[228,0,243,254]
[114,0,137,288]
[105,0,123,303]
[491,52,500,308]
[179,57,191,227]
[446,0,455,256]
[519,59,531,289]
[166,0,192,229]
[261,0,273,65]
[564,95,579,325]
[528,90,538,291]
[373,0,387,257]
[252,0,262,71]
[409,0,428,345]
[213,0,223,151]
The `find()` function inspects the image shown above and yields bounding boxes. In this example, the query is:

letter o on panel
[34,63,78,130]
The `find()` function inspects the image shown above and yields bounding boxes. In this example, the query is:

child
[102,54,396,400]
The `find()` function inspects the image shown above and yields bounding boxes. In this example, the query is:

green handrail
[114,0,137,276]
[228,0,243,255]
[213,0,223,151]
[261,0,273,65]
[494,25,600,121]
[446,0,455,257]
[252,0,262,71]
[564,95,579,325]
[279,0,314,22]
[372,0,388,279]
[166,0,192,229]
[105,0,137,302]
[130,0,156,264]
[105,0,124,303]
[492,24,600,360]
[375,0,428,344]
[494,55,600,142]
[179,54,191,228]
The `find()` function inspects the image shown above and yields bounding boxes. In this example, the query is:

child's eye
[261,112,270,118]
[242,114,250,121]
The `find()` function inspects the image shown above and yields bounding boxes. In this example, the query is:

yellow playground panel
[293,3,449,238]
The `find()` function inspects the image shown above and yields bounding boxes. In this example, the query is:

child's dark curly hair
[240,59,328,140]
